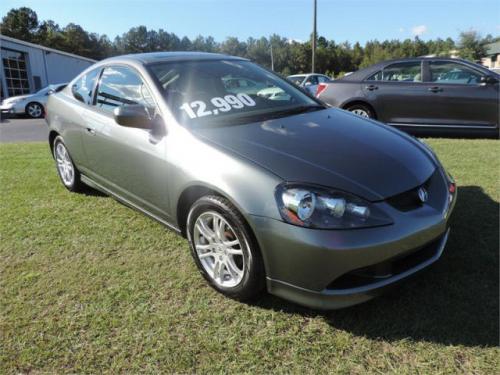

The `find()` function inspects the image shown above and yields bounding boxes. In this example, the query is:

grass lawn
[0,140,498,374]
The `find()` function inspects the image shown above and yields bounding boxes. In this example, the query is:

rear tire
[346,103,375,119]
[186,195,265,301]
[52,136,86,192]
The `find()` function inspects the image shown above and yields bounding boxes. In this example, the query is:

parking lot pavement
[0,117,48,143]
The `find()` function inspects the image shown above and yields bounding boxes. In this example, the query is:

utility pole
[270,42,274,71]
[311,0,317,73]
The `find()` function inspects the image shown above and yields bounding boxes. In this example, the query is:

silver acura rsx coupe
[46,52,457,309]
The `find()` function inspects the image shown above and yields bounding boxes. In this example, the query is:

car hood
[2,94,31,104]
[193,108,436,201]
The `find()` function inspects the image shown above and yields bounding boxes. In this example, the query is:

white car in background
[0,83,67,118]
[256,86,291,101]
[287,73,332,95]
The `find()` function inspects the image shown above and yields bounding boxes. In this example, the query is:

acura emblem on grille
[418,187,428,203]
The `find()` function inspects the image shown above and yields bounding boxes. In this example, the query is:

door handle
[86,127,96,135]
[428,86,443,93]
[365,85,378,91]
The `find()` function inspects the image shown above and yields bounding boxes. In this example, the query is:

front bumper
[250,180,456,310]
[0,102,25,115]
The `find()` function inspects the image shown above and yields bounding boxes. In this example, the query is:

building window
[1,48,31,96]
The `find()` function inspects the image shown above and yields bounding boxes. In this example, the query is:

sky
[1,0,499,44]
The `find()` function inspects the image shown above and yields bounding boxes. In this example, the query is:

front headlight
[275,184,393,229]
[6,98,24,106]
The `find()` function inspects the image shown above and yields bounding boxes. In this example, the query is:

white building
[481,41,500,69]
[1,35,96,100]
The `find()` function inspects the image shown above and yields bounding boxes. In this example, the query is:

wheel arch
[176,183,269,281]
[341,100,377,119]
[176,183,250,238]
[48,130,60,155]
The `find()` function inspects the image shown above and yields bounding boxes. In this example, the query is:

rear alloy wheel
[347,104,375,119]
[53,136,86,192]
[187,195,265,301]
[26,102,44,118]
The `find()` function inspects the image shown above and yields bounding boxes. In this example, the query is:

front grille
[386,169,447,213]
[387,173,433,212]
[326,235,442,290]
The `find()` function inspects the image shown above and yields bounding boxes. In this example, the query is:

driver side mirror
[481,75,498,85]
[114,104,153,129]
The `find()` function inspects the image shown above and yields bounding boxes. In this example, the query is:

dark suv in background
[316,58,499,136]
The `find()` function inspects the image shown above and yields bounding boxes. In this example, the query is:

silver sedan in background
[287,73,332,95]
[1,83,66,118]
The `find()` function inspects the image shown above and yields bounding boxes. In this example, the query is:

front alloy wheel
[194,211,245,287]
[26,102,43,118]
[187,195,265,301]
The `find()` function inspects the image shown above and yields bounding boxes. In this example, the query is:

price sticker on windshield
[179,93,256,119]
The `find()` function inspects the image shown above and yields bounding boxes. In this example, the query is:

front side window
[317,75,330,83]
[149,60,319,127]
[368,62,422,82]
[95,66,155,114]
[287,75,306,86]
[306,76,319,85]
[429,61,484,85]
[72,68,100,105]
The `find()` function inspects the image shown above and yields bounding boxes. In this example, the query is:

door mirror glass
[114,105,152,129]
[481,75,498,84]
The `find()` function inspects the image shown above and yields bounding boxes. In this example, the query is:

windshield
[287,75,306,85]
[149,60,321,127]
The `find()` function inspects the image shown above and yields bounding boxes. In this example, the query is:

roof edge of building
[1,35,97,63]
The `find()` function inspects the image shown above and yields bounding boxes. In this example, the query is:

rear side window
[95,66,156,114]
[72,68,100,105]
[429,61,484,85]
[367,62,422,82]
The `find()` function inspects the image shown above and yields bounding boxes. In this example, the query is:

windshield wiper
[258,104,325,120]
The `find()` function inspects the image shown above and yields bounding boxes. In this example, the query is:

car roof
[99,51,247,65]
[288,73,327,78]
[339,57,491,81]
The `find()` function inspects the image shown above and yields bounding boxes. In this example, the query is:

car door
[362,61,430,124]
[418,60,499,128]
[81,65,171,219]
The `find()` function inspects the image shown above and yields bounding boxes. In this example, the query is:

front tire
[26,102,44,118]
[53,136,86,192]
[346,103,375,119]
[187,195,265,301]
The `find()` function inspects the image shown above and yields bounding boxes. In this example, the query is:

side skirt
[81,174,182,235]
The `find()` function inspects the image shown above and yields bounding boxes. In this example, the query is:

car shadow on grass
[254,186,499,347]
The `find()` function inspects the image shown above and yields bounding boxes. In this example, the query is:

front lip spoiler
[266,228,450,309]
[323,228,449,296]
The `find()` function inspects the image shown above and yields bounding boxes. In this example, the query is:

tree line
[1,7,497,77]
